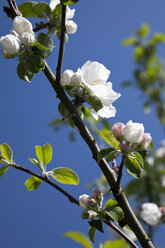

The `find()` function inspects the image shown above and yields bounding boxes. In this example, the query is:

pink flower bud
[92,188,102,199]
[140,133,152,149]
[112,122,125,138]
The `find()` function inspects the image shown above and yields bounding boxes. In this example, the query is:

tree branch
[104,220,138,248]
[0,158,80,206]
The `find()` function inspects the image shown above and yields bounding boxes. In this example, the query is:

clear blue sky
[0,0,165,247]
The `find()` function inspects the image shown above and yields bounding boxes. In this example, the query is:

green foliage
[35,144,53,166]
[61,0,80,5]
[24,55,45,73]
[123,23,165,125]
[86,95,103,112]
[88,226,96,243]
[104,239,130,248]
[63,232,93,248]
[124,156,141,179]
[99,130,120,150]
[17,62,34,82]
[25,176,42,191]
[131,152,144,168]
[18,1,51,18]
[0,165,9,178]
[97,147,116,161]
[35,33,53,58]
[88,219,103,233]
[48,167,79,185]
[0,143,13,163]
[104,199,124,222]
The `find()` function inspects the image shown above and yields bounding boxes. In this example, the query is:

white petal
[66,6,75,20]
[13,16,33,35]
[49,0,60,11]
[66,20,77,34]
[91,105,116,120]
[81,61,110,85]
[61,70,74,84]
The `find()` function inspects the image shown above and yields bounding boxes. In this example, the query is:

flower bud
[123,120,144,143]
[61,70,74,85]
[13,16,33,35]
[70,71,82,86]
[20,32,35,46]
[140,202,161,226]
[79,194,92,210]
[0,34,21,56]
[112,122,125,138]
[92,188,103,208]
[66,20,77,34]
[140,133,152,149]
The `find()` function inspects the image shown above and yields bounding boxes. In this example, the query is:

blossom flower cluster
[62,61,121,120]
[79,188,103,211]
[49,0,77,34]
[140,202,162,226]
[112,120,152,151]
[0,16,34,57]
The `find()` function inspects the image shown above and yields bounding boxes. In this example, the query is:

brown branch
[115,155,125,188]
[1,158,80,206]
[104,220,138,248]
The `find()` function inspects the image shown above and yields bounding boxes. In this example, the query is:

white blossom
[121,226,137,242]
[79,194,92,210]
[156,147,165,158]
[62,70,74,84]
[0,34,21,55]
[139,133,152,149]
[49,1,77,34]
[140,202,161,226]
[20,32,35,46]
[13,16,33,35]
[123,120,144,143]
[112,122,125,138]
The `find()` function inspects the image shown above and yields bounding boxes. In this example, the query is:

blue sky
[0,0,165,247]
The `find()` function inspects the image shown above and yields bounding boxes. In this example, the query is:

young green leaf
[104,239,130,248]
[99,130,120,149]
[61,0,80,5]
[35,33,53,58]
[124,156,141,179]
[122,37,138,46]
[0,165,9,178]
[48,167,79,185]
[86,95,103,112]
[0,143,13,163]
[88,220,103,233]
[17,62,34,82]
[25,176,42,191]
[132,152,144,167]
[88,226,96,243]
[97,147,116,161]
[104,199,124,222]
[29,158,45,172]
[24,55,45,73]
[62,232,93,248]
[35,144,53,166]
[18,2,51,18]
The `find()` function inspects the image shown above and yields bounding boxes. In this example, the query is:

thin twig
[115,155,125,188]
[0,158,79,206]
[104,220,138,248]
[56,4,66,82]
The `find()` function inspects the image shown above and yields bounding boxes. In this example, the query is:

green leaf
[88,220,103,233]
[87,95,103,112]
[48,167,79,185]
[124,156,141,179]
[149,141,154,149]
[0,143,13,162]
[55,4,62,19]
[35,33,53,58]
[99,130,120,149]
[24,55,45,73]
[58,102,69,119]
[122,37,138,46]
[88,226,96,243]
[104,199,124,222]
[18,2,51,18]
[35,144,52,166]
[17,62,34,82]
[29,158,45,172]
[25,176,42,191]
[136,23,150,38]
[0,165,9,178]
[61,0,80,5]
[104,239,130,248]
[137,149,148,162]
[97,148,116,161]
[132,152,144,167]
[63,232,93,248]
